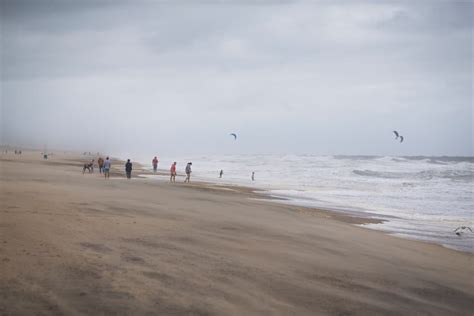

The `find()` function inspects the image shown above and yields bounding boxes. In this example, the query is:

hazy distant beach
[1,150,473,315]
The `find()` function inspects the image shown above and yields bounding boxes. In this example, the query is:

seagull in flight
[454,226,473,236]
[230,133,237,140]
[393,131,404,143]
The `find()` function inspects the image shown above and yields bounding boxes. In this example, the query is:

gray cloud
[1,0,472,156]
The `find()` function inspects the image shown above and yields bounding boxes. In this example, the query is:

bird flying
[400,136,404,143]
[393,130,399,139]
[230,133,237,140]
[454,226,473,236]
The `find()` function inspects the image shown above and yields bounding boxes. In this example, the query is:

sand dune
[0,151,473,315]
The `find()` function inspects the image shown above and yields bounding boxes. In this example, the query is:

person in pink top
[170,162,177,182]
[152,156,159,173]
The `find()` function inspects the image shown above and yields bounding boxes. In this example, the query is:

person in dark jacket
[152,156,159,173]
[125,159,132,179]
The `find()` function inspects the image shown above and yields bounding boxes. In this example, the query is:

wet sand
[0,151,473,315]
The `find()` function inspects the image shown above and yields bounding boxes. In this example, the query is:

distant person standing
[251,171,255,181]
[125,159,132,179]
[103,157,111,179]
[152,156,159,173]
[219,170,223,178]
[98,157,104,174]
[170,162,177,182]
[184,162,192,183]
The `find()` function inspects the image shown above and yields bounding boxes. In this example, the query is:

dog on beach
[83,160,94,174]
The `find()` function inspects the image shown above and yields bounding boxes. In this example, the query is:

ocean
[137,155,473,253]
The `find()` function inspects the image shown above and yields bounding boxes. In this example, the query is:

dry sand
[0,151,473,315]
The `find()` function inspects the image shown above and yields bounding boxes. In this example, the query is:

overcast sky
[1,0,472,156]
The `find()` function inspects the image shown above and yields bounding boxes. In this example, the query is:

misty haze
[1,1,472,156]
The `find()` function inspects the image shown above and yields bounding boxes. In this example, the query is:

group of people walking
[89,156,256,182]
[96,156,130,179]
[90,156,192,182]
[97,157,111,178]
[152,158,191,183]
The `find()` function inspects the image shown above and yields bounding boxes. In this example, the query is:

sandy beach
[0,151,472,315]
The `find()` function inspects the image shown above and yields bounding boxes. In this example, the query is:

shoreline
[138,173,386,227]
[136,168,473,254]
[1,150,473,315]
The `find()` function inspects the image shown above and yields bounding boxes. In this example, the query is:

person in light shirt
[103,157,111,179]
[184,162,192,183]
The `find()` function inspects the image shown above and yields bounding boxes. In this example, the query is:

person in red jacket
[170,162,177,182]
